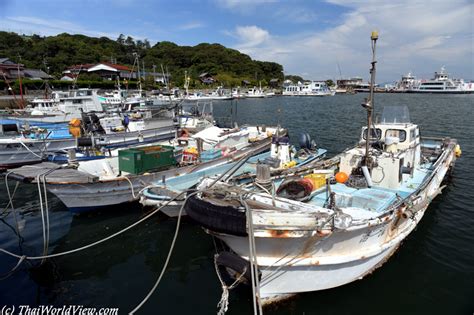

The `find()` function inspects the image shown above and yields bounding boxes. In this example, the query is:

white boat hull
[0,138,77,169]
[258,244,398,301]
[47,178,142,212]
[203,138,456,303]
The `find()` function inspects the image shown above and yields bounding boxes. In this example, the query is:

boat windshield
[380,106,410,124]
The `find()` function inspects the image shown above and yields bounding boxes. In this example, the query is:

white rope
[129,190,197,314]
[18,138,43,158]
[217,286,230,315]
[241,196,263,315]
[214,254,247,315]
[4,172,21,236]
[36,175,46,255]
[122,176,164,200]
[41,172,51,262]
[1,181,19,217]
[130,152,259,314]
[0,255,26,280]
[0,191,187,261]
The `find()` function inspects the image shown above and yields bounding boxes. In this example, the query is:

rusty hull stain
[268,230,291,238]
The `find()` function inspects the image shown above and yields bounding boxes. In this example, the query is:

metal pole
[364,31,378,168]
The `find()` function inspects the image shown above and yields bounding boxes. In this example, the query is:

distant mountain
[0,31,284,87]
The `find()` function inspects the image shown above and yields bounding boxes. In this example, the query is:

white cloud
[273,7,317,23]
[0,16,149,41]
[215,0,278,15]
[216,0,277,9]
[235,25,270,47]
[227,0,474,82]
[178,21,204,31]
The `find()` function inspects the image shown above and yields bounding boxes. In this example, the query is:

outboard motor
[299,132,317,151]
[270,135,291,167]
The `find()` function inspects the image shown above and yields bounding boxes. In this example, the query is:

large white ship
[283,80,335,96]
[408,67,473,94]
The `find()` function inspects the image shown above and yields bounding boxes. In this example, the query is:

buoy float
[455,144,462,158]
[335,172,349,183]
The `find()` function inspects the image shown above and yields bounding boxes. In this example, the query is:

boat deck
[305,161,433,215]
[142,149,327,201]
[6,162,98,184]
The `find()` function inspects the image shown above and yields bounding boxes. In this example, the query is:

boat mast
[17,54,25,109]
[364,30,378,169]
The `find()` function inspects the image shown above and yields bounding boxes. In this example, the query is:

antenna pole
[364,30,378,168]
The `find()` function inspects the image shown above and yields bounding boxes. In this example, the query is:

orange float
[335,172,349,183]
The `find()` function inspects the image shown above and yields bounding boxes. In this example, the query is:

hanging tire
[216,251,261,285]
[185,193,247,236]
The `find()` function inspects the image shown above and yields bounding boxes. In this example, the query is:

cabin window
[362,128,382,140]
[72,99,83,104]
[386,129,406,142]
[410,129,416,141]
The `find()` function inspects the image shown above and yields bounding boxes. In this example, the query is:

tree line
[0,31,284,89]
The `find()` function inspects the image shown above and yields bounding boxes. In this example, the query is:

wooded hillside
[0,31,284,88]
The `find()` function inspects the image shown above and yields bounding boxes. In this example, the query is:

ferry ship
[407,67,473,94]
[283,81,335,96]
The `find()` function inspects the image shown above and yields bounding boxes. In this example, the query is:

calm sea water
[1,94,473,314]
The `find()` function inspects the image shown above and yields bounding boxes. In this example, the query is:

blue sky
[1,0,473,82]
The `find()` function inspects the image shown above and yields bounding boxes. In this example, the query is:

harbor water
[1,94,473,314]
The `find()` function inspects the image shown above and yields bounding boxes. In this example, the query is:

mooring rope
[128,190,197,314]
[214,254,247,315]
[4,172,21,236]
[0,191,187,261]
[240,195,263,315]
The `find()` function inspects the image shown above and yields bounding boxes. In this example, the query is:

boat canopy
[380,106,410,124]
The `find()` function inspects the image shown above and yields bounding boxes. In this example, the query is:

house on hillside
[0,58,23,80]
[241,80,250,86]
[63,62,132,80]
[1,58,52,81]
[60,73,76,81]
[199,73,215,84]
[23,69,53,80]
[269,78,280,88]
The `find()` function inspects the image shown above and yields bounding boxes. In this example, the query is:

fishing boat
[6,89,105,124]
[0,107,178,168]
[178,102,215,133]
[140,132,326,215]
[232,88,246,99]
[6,125,279,213]
[0,119,76,169]
[185,32,461,306]
[246,86,266,98]
[185,87,233,102]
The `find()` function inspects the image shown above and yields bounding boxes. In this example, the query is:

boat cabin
[339,106,421,190]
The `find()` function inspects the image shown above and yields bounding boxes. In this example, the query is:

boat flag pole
[363,30,378,170]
